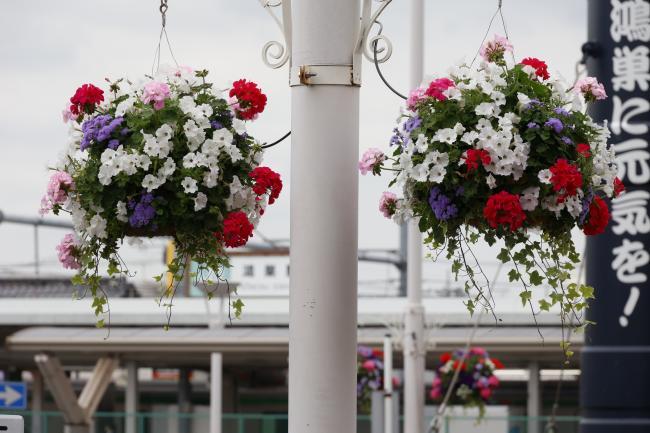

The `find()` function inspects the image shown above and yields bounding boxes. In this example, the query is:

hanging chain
[160,0,169,28]
[471,0,513,67]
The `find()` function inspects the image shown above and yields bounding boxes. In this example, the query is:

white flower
[181,177,198,194]
[461,131,479,145]
[226,176,254,210]
[142,174,164,192]
[194,192,208,211]
[231,118,247,135]
[183,152,201,168]
[183,120,206,151]
[565,191,584,218]
[516,92,531,110]
[115,96,136,117]
[116,201,128,223]
[521,64,537,78]
[224,144,243,163]
[538,169,552,184]
[203,168,220,188]
[486,174,497,189]
[433,128,457,144]
[156,124,173,142]
[519,187,540,211]
[137,154,152,171]
[414,134,429,153]
[160,158,176,177]
[491,91,506,106]
[475,102,499,117]
[88,214,107,239]
[429,165,447,183]
[212,128,234,146]
[179,96,196,114]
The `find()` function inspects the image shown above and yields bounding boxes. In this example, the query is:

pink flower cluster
[56,234,81,270]
[359,148,386,175]
[574,76,607,101]
[379,191,398,218]
[40,171,74,215]
[142,81,171,110]
[479,34,513,62]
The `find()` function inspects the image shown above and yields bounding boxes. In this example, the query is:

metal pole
[32,370,43,433]
[34,225,39,276]
[125,362,138,433]
[210,353,222,433]
[404,0,425,431]
[527,362,540,433]
[288,0,360,431]
[383,335,393,433]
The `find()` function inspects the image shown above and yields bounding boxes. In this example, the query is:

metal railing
[0,410,581,433]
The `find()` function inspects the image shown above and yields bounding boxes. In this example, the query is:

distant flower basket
[41,67,282,324]
[430,347,503,416]
[357,346,385,414]
[361,35,624,353]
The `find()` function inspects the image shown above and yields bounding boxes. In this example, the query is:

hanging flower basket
[41,66,282,323]
[357,346,385,414]
[361,36,624,353]
[430,347,503,416]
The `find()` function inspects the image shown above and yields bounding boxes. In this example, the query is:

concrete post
[527,362,541,433]
[125,362,138,433]
[210,353,222,433]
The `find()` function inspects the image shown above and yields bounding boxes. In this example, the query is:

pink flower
[480,34,513,63]
[359,148,386,175]
[142,81,171,110]
[480,388,492,400]
[362,360,376,371]
[573,77,607,101]
[40,171,74,215]
[56,234,81,270]
[430,387,442,399]
[432,377,442,387]
[174,65,194,77]
[470,347,486,355]
[406,87,427,110]
[379,192,398,218]
[488,375,500,387]
[62,107,78,123]
[425,78,455,101]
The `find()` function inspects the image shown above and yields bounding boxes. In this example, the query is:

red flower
[69,84,104,115]
[249,167,283,204]
[520,57,550,80]
[372,349,384,358]
[452,360,467,371]
[463,149,492,173]
[218,211,254,248]
[440,352,452,364]
[491,358,504,369]
[483,191,527,231]
[583,196,610,236]
[614,177,625,197]
[576,143,591,158]
[549,159,583,202]
[229,79,267,120]
[425,78,455,101]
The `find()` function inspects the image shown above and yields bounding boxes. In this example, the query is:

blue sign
[0,382,27,410]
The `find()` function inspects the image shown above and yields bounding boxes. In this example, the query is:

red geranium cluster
[614,177,625,197]
[583,196,610,236]
[229,79,267,120]
[218,211,254,248]
[520,57,550,80]
[250,167,282,204]
[425,78,455,101]
[576,143,591,158]
[464,149,491,173]
[550,159,583,202]
[483,191,526,231]
[69,84,104,115]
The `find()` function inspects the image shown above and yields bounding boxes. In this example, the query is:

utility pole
[403,0,425,431]
[288,0,360,432]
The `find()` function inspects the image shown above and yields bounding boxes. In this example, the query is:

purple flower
[80,114,125,150]
[107,139,120,150]
[554,107,570,117]
[128,192,156,228]
[120,127,130,137]
[211,120,223,130]
[561,136,574,145]
[455,186,465,196]
[527,122,539,129]
[429,187,458,221]
[402,116,422,134]
[524,99,542,110]
[390,128,404,147]
[579,189,594,225]
[544,117,564,134]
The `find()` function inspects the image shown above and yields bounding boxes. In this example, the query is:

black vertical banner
[582,1,650,432]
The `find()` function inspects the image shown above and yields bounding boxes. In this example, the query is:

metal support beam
[34,353,118,433]
[383,335,393,433]
[210,353,222,433]
[178,368,192,433]
[31,370,43,433]
[125,362,138,433]
[527,362,541,433]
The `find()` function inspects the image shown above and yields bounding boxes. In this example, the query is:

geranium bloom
[574,77,607,101]
[463,149,491,173]
[583,196,610,235]
[219,211,254,248]
[406,87,427,110]
[56,234,81,270]
[520,57,550,80]
[549,159,583,200]
[425,78,455,101]
[359,148,386,175]
[483,191,527,231]
[479,34,513,63]
[249,166,283,204]
[142,81,171,110]
[69,84,104,115]
[576,143,591,158]
[40,171,75,215]
[379,191,398,218]
[614,177,625,197]
[229,79,267,120]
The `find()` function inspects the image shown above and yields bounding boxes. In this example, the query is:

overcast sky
[0,0,588,284]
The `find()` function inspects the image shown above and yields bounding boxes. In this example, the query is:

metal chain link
[160,0,168,27]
